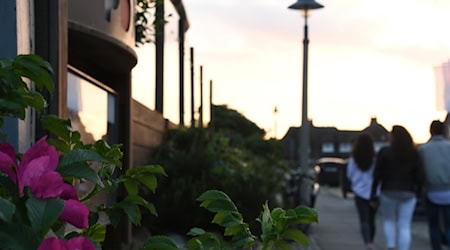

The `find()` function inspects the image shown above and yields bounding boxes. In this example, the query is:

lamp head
[288,0,324,10]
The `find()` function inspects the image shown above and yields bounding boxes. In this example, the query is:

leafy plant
[0,54,319,249]
[135,0,170,47]
[0,54,53,140]
[147,114,289,235]
[0,54,166,249]
[142,190,318,250]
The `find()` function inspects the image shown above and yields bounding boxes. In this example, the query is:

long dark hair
[390,125,416,161]
[352,133,375,171]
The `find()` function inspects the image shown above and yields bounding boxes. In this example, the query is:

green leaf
[185,232,224,250]
[129,165,166,176]
[212,213,242,228]
[58,162,103,187]
[281,228,309,246]
[0,223,40,250]
[0,174,18,195]
[47,138,70,152]
[142,235,179,250]
[271,207,285,221]
[186,227,206,237]
[71,131,81,144]
[82,224,106,243]
[136,175,157,193]
[289,206,318,224]
[274,241,292,250]
[200,199,238,213]
[88,211,100,226]
[60,149,106,166]
[184,238,203,250]
[197,190,232,202]
[21,91,46,111]
[224,224,245,236]
[230,232,256,248]
[118,199,141,225]
[0,197,15,222]
[106,208,121,228]
[124,179,139,195]
[40,115,72,142]
[26,197,64,237]
[13,54,54,93]
[123,195,157,216]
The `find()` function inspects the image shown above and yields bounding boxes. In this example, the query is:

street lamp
[288,0,323,171]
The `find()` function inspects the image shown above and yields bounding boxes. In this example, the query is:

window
[67,69,118,145]
[66,68,119,210]
[339,143,352,153]
[321,143,334,153]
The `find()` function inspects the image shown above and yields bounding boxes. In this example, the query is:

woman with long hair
[347,133,378,250]
[370,125,423,250]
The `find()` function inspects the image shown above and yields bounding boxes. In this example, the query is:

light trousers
[379,193,417,250]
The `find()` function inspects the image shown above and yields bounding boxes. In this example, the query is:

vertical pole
[178,18,185,127]
[299,14,310,171]
[274,106,278,139]
[155,0,165,114]
[190,47,195,128]
[199,65,203,128]
[209,79,213,128]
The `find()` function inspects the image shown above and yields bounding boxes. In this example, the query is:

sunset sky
[133,0,450,143]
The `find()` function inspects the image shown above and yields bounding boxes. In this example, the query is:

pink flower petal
[0,142,17,183]
[38,237,95,250]
[30,171,64,198]
[17,137,58,196]
[17,155,52,196]
[60,199,89,228]
[66,236,96,250]
[38,237,65,250]
[60,183,78,200]
[20,136,58,170]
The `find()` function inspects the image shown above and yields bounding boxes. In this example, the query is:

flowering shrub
[0,136,91,248]
[38,237,95,250]
[0,136,89,227]
[0,54,318,250]
[0,54,164,249]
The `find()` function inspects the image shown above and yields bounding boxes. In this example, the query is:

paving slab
[292,186,443,250]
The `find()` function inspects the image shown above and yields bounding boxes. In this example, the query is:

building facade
[0,0,189,247]
[281,117,389,168]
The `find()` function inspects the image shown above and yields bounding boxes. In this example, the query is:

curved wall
[68,0,137,73]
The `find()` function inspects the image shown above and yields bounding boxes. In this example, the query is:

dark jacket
[370,146,423,199]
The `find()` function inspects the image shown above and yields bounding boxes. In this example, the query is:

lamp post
[288,0,323,171]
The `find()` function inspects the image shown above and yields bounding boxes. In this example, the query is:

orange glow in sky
[133,0,450,143]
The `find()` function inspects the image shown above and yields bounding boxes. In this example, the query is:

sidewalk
[293,186,442,250]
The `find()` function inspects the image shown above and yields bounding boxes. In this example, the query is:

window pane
[67,71,115,143]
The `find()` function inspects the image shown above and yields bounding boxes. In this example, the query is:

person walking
[347,133,378,250]
[370,125,423,250]
[418,120,450,250]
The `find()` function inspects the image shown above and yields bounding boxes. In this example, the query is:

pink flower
[38,237,95,250]
[0,137,89,228]
[60,199,89,229]
[0,142,18,183]
[16,136,60,197]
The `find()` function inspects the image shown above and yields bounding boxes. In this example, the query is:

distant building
[280,117,389,168]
